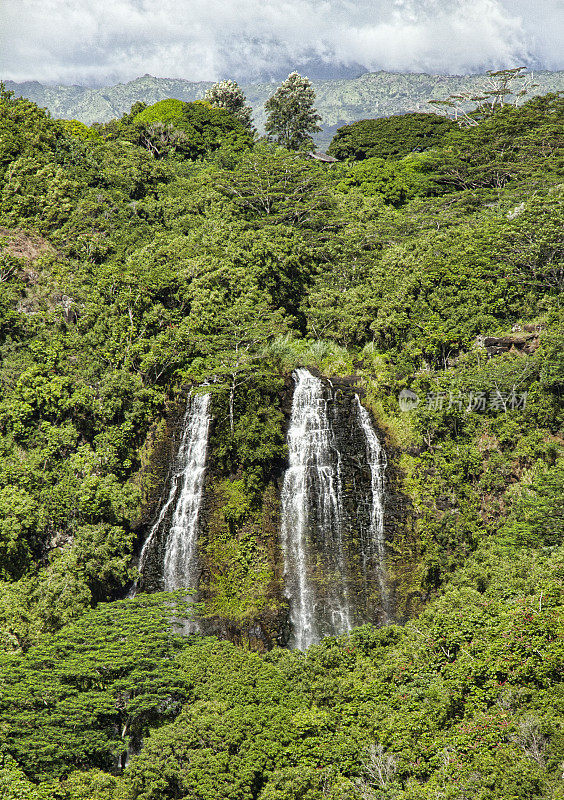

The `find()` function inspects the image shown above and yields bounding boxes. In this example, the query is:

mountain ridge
[5,70,564,146]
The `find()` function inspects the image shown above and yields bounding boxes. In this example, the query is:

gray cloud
[0,0,561,85]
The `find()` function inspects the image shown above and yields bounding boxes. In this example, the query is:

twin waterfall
[138,370,389,648]
[281,369,389,648]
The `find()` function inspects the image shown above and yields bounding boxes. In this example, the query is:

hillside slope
[0,86,562,799]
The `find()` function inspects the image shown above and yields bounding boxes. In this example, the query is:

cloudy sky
[1,0,562,86]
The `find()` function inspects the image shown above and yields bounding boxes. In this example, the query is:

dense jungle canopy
[0,84,562,799]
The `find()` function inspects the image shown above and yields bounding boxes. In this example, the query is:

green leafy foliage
[264,73,322,151]
[328,112,455,161]
[429,93,564,190]
[335,154,438,206]
[0,84,562,800]
[8,565,562,797]
[502,459,564,547]
[213,144,337,230]
[130,99,253,160]
[0,595,194,780]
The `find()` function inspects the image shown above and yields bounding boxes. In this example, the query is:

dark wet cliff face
[330,382,386,625]
[132,394,190,593]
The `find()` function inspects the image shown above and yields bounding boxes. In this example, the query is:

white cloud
[0,0,561,85]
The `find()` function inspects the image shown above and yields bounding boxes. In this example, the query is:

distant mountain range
[5,70,564,147]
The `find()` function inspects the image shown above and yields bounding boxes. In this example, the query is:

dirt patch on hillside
[0,227,54,262]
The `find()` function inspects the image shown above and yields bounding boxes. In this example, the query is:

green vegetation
[0,594,194,781]
[99,98,254,160]
[327,113,455,161]
[204,80,254,130]
[0,79,562,798]
[264,72,321,150]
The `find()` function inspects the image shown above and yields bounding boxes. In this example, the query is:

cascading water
[162,391,211,590]
[137,390,211,602]
[280,370,391,649]
[355,396,390,621]
[280,368,351,650]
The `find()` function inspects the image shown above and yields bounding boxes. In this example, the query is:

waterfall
[162,391,211,590]
[280,370,391,648]
[280,368,351,650]
[138,390,211,600]
[355,396,390,621]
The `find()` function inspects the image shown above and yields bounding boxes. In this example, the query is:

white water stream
[356,395,390,621]
[138,391,211,595]
[280,368,351,650]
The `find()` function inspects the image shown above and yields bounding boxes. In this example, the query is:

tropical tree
[264,72,321,150]
[0,594,194,780]
[428,66,538,127]
[130,99,253,159]
[204,79,254,130]
[186,291,287,433]
[328,112,455,161]
[214,144,336,229]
